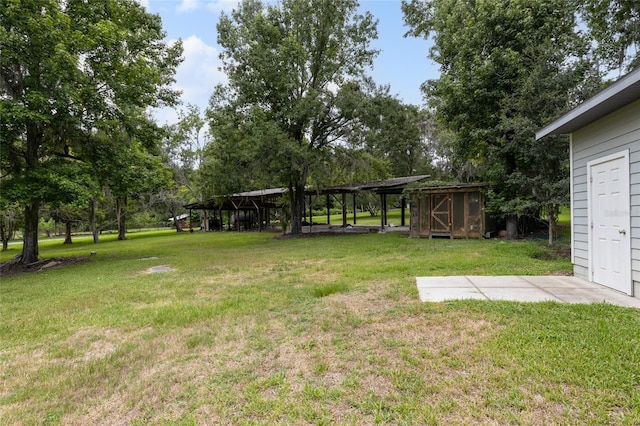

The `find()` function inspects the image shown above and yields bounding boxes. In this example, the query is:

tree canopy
[209,0,378,234]
[403,0,594,241]
[0,0,182,263]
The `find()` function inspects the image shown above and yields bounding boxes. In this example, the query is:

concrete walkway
[416,275,640,308]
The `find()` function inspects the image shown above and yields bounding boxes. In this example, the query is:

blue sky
[141,0,438,124]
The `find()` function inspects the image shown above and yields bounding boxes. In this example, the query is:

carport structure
[184,175,430,232]
[307,175,430,230]
[184,188,286,232]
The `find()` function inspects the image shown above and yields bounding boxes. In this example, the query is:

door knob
[619,229,627,235]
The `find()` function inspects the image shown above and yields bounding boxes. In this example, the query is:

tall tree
[350,88,431,177]
[0,0,182,263]
[161,105,210,230]
[89,130,172,240]
[581,0,640,73]
[403,0,589,240]
[210,0,378,234]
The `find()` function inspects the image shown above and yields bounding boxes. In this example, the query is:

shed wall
[571,98,640,296]
[409,188,488,239]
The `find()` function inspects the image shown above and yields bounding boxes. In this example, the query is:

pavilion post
[342,193,347,227]
[401,197,406,227]
[353,193,357,224]
[309,195,313,229]
[380,194,384,229]
[326,194,331,224]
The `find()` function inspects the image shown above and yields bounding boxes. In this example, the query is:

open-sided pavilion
[183,175,430,233]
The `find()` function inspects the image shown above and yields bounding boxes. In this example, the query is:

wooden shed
[409,184,492,239]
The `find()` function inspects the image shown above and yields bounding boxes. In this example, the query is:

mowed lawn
[1,231,639,425]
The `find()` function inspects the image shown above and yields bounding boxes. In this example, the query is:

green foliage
[402,0,586,238]
[208,0,379,233]
[581,0,640,73]
[162,104,210,201]
[0,0,182,262]
[346,86,431,177]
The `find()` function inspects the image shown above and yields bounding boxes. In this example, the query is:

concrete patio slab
[417,287,487,302]
[469,275,534,288]
[416,276,474,288]
[479,287,560,303]
[416,276,640,308]
[521,276,603,289]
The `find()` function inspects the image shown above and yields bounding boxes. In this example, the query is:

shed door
[430,194,450,234]
[588,151,631,295]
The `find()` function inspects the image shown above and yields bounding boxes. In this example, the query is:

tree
[0,200,18,251]
[403,0,590,241]
[581,0,640,73]
[210,0,378,234]
[89,130,172,240]
[163,105,210,192]
[0,0,182,264]
[43,158,96,244]
[161,105,211,230]
[350,88,431,177]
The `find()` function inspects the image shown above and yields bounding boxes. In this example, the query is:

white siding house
[536,68,640,298]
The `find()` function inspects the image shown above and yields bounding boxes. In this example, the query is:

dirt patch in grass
[0,256,88,277]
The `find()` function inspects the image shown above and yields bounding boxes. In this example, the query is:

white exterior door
[588,151,631,294]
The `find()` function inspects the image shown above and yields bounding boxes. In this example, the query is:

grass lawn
[1,230,639,424]
[311,208,406,226]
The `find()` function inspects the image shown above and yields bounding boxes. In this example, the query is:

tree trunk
[201,210,208,231]
[20,201,40,264]
[505,215,518,240]
[1,221,8,252]
[288,180,305,235]
[548,211,556,247]
[117,197,127,240]
[63,221,73,244]
[89,197,99,243]
[20,122,42,264]
[173,213,182,232]
[0,218,9,252]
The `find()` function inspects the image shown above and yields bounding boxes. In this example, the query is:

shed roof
[536,67,640,139]
[409,183,489,193]
[311,175,430,195]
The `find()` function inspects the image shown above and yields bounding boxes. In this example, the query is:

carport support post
[353,193,357,224]
[326,194,331,225]
[380,193,385,229]
[309,195,313,229]
[342,193,347,227]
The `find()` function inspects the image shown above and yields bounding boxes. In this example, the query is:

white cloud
[153,35,227,125]
[177,0,199,12]
[206,0,242,13]
[176,0,240,13]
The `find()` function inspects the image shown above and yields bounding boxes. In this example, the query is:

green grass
[1,230,638,424]
[311,208,405,226]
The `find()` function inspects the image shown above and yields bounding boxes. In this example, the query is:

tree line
[1,0,638,264]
